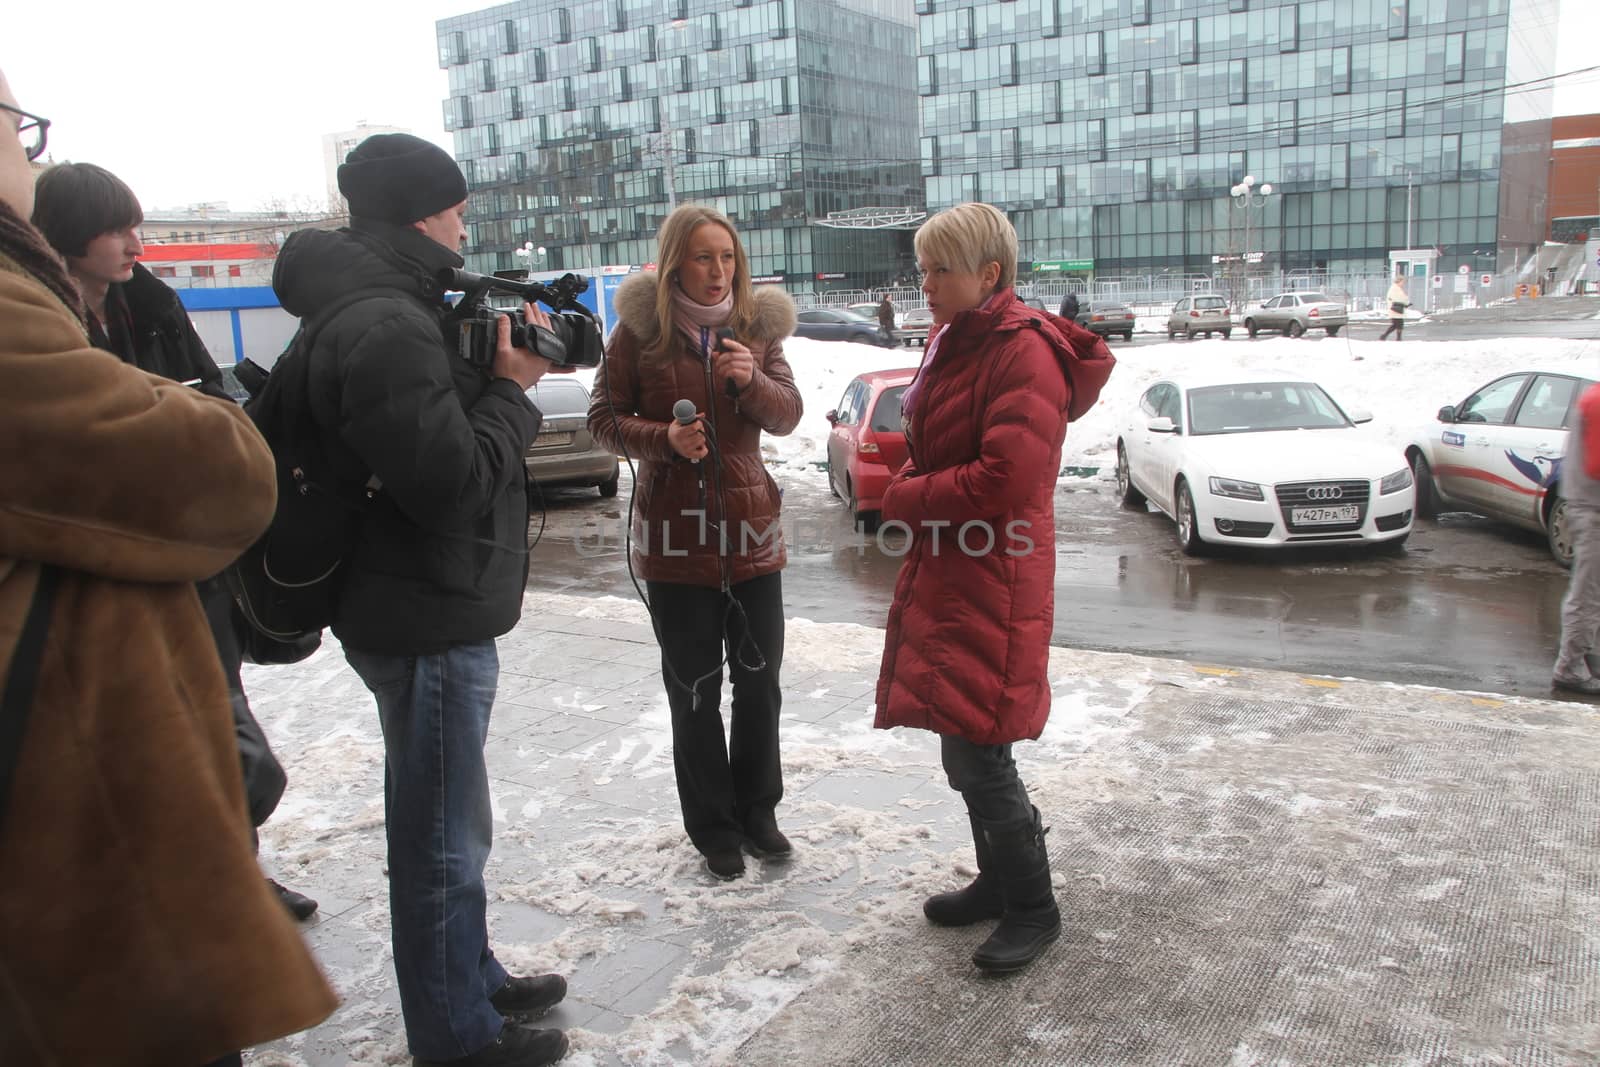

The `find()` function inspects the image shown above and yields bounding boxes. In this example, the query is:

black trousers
[646,573,785,853]
[940,735,1034,831]
[200,577,286,835]
[1379,319,1404,341]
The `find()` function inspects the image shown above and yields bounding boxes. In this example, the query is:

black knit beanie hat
[337,133,468,223]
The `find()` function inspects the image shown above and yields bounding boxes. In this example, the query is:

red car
[826,367,918,528]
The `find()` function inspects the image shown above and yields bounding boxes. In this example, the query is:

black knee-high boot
[971,807,1061,973]
[924,811,1004,926]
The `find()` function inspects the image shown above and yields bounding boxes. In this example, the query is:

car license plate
[533,431,574,448]
[1291,505,1359,525]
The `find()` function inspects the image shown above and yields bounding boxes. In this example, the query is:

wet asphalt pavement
[526,469,1575,703]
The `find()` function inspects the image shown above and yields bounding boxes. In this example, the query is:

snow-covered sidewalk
[245,591,1600,1065]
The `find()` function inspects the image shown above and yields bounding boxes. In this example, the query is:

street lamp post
[1228,176,1273,309]
[514,241,547,280]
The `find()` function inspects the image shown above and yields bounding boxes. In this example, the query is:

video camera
[439,267,604,370]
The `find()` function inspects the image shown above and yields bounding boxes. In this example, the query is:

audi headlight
[1379,467,1413,494]
[1208,476,1264,500]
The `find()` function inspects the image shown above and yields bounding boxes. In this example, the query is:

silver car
[1244,292,1348,338]
[524,377,620,498]
[1166,295,1233,340]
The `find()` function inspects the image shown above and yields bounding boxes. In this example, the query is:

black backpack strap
[0,565,60,827]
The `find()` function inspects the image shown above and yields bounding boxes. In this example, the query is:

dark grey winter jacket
[272,219,541,655]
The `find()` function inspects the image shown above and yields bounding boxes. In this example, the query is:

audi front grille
[1274,479,1371,533]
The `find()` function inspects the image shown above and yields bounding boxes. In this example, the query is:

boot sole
[972,924,1062,974]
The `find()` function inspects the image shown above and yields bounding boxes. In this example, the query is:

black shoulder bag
[0,566,59,827]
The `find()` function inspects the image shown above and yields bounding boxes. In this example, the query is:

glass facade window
[914,0,1554,277]
[1387,89,1406,138]
[439,0,919,286]
[1389,0,1408,40]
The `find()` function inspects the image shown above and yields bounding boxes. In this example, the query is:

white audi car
[1115,371,1415,554]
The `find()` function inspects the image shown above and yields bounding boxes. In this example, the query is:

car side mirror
[826,410,839,425]
[1348,408,1374,425]
[1436,405,1456,423]
[1148,416,1178,434]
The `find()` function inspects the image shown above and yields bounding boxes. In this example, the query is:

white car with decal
[1406,366,1597,566]
[1115,370,1415,554]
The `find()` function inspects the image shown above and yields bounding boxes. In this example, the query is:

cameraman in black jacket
[272,134,570,1067]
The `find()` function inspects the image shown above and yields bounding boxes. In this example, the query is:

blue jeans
[346,641,508,1060]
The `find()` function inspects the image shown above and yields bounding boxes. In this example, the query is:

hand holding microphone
[712,328,754,398]
[668,398,708,462]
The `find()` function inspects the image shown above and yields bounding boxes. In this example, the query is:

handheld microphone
[715,328,741,399]
[673,398,706,509]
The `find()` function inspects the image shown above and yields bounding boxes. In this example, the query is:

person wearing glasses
[31,160,323,925]
[0,70,336,1066]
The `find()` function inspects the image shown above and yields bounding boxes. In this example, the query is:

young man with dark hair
[272,132,571,1067]
[31,160,319,922]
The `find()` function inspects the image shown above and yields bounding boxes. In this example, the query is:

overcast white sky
[8,1,1600,213]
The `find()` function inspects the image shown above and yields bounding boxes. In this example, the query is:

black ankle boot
[971,808,1060,974]
[924,812,1003,926]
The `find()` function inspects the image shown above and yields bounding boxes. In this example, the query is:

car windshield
[1195,296,1226,309]
[1187,382,1350,435]
[528,379,590,416]
[1297,293,1331,303]
[870,386,908,432]
[904,308,932,321]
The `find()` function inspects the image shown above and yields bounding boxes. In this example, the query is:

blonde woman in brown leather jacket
[588,204,801,880]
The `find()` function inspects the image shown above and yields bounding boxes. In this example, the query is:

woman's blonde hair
[914,202,1018,292]
[646,203,755,359]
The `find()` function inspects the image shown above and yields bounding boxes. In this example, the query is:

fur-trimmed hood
[613,270,797,344]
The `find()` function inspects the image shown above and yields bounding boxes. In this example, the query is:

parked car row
[534,360,1597,574]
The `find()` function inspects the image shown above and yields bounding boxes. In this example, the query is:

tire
[1116,443,1146,509]
[846,477,879,533]
[598,471,619,498]
[1409,451,1438,520]
[1123,331,1134,342]
[1167,328,1176,340]
[1182,328,1192,340]
[1287,320,1306,338]
[1547,495,1574,568]
[1175,479,1206,556]
[1221,329,1232,339]
[1246,319,1259,338]
[1326,325,1342,337]
[827,462,841,499]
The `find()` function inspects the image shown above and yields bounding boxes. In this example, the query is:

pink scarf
[671,280,734,358]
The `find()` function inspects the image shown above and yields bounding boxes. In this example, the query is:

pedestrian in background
[31,160,319,922]
[1380,274,1409,340]
[1058,290,1079,322]
[878,292,896,343]
[1553,381,1600,695]
[875,203,1114,974]
[0,67,335,1066]
[273,133,570,1067]
[589,203,802,882]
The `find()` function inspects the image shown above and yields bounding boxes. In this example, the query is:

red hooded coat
[874,288,1115,744]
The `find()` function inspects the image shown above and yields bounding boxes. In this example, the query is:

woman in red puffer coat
[875,202,1114,975]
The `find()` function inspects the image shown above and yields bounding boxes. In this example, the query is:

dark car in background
[826,367,917,528]
[794,308,899,346]
[524,377,619,497]
[1076,301,1136,341]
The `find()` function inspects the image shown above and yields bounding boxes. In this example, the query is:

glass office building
[917,0,1559,277]
[437,0,922,288]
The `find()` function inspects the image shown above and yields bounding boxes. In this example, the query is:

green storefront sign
[1033,259,1094,273]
